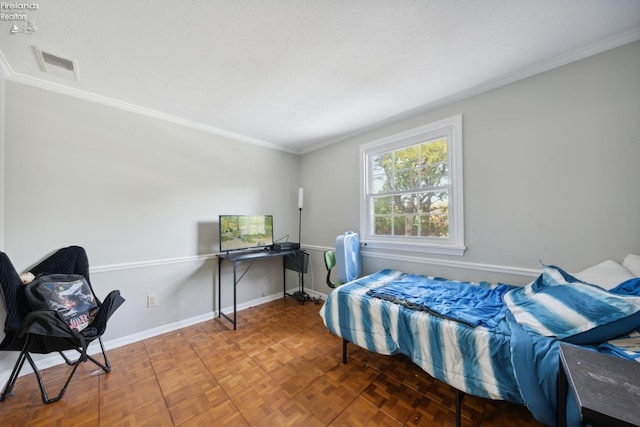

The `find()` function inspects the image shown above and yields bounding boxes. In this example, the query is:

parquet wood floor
[0,298,546,426]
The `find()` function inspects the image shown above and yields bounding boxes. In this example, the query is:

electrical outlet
[147,294,158,308]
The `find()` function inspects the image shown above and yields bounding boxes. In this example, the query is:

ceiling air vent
[34,47,80,82]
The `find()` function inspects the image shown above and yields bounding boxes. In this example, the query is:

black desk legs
[282,259,286,298]
[217,258,239,330]
[217,258,221,323]
[217,250,307,329]
[232,261,237,329]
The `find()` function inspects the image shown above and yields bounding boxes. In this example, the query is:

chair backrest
[324,250,341,289]
[30,246,92,287]
[1,246,95,350]
[324,250,336,271]
[0,252,28,349]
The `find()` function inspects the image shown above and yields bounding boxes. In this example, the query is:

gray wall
[1,82,301,374]
[4,83,301,266]
[300,41,640,292]
[0,75,5,249]
[0,76,4,362]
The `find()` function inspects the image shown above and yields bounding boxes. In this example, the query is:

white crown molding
[299,28,640,155]
[0,50,12,79]
[1,64,299,155]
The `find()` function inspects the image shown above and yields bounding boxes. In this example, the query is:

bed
[319,255,640,427]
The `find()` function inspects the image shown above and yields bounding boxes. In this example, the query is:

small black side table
[558,342,640,427]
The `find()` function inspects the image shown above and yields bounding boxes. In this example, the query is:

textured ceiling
[1,0,639,153]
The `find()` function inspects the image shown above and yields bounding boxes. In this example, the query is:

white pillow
[623,253,640,277]
[574,260,634,290]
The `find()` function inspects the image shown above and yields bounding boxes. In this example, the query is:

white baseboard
[104,311,216,351]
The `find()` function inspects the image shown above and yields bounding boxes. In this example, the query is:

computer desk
[216,248,308,329]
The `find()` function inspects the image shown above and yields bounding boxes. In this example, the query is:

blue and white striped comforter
[319,269,524,404]
[320,268,640,427]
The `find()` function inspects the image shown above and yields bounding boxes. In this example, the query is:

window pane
[395,168,419,190]
[420,138,448,187]
[418,190,449,238]
[373,196,393,214]
[372,173,391,193]
[420,163,448,187]
[372,152,393,193]
[419,191,448,214]
[420,214,449,237]
[372,153,393,175]
[393,215,412,236]
[395,146,419,170]
[420,139,447,165]
[374,216,392,235]
[395,193,417,214]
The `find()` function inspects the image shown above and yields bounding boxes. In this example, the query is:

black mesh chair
[0,246,124,403]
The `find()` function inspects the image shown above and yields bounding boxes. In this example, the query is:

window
[359,115,465,256]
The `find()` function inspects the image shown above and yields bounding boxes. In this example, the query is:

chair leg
[87,337,111,373]
[26,352,82,404]
[0,351,28,401]
[59,337,111,373]
[2,343,82,404]
[59,350,75,366]
[2,337,113,404]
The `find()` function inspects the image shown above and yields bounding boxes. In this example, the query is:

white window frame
[359,114,465,256]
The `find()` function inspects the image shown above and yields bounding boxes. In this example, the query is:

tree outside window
[371,138,449,238]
